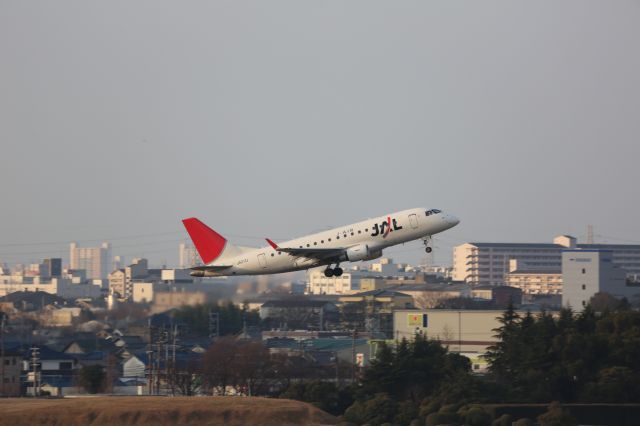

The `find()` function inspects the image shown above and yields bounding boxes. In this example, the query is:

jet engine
[345,244,382,262]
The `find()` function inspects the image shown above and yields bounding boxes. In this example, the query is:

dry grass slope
[0,396,337,426]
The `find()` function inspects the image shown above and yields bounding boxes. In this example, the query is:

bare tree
[171,357,201,396]
[202,336,238,395]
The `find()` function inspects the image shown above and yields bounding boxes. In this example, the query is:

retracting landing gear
[422,236,433,253]
[324,264,343,277]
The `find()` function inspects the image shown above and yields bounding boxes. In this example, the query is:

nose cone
[446,214,460,227]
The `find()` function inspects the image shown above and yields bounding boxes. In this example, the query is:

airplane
[182,207,459,278]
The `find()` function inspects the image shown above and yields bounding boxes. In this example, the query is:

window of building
[3,359,9,366]
[336,236,340,240]
[314,242,317,245]
[582,284,586,290]
[358,230,361,234]
[306,244,310,247]
[365,228,368,232]
[328,238,331,242]
[321,240,324,243]
[582,300,586,306]
[271,253,274,257]
[60,362,73,370]
[582,268,586,274]
[351,232,354,236]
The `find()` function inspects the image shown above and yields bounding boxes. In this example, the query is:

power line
[0,231,185,247]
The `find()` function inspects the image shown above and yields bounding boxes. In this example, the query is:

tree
[280,381,354,416]
[589,292,628,312]
[343,393,398,426]
[537,401,577,426]
[359,333,470,403]
[172,301,260,336]
[77,365,105,394]
[202,336,239,395]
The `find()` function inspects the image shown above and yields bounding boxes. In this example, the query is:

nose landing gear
[422,236,433,253]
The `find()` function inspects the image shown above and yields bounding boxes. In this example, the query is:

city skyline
[2,1,640,268]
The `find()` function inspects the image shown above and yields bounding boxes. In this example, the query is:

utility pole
[351,328,357,382]
[170,323,177,396]
[29,346,40,397]
[208,310,219,340]
[1,314,5,396]
[147,318,153,395]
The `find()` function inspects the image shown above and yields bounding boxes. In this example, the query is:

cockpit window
[425,209,442,216]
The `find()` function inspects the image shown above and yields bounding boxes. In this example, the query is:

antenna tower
[587,225,594,244]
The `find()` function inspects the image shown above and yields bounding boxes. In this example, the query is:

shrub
[492,414,513,426]
[537,401,577,426]
[465,406,492,426]
[426,412,454,426]
[343,393,398,426]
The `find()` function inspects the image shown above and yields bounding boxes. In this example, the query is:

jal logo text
[370,217,402,238]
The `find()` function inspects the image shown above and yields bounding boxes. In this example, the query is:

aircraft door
[408,214,419,229]
[257,253,267,268]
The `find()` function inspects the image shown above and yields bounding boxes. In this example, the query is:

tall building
[69,242,111,280]
[42,258,62,278]
[562,249,638,310]
[179,243,200,269]
[454,235,640,286]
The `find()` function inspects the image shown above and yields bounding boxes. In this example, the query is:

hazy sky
[1,1,639,268]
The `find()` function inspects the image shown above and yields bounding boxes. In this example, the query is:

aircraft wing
[266,239,345,261]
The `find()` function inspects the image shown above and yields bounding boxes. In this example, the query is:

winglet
[266,238,279,250]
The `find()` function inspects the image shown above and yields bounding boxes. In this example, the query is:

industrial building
[562,249,640,309]
[393,309,509,372]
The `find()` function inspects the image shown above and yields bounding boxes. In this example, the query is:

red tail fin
[182,218,227,264]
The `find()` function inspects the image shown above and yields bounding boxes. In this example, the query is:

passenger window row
[297,227,368,248]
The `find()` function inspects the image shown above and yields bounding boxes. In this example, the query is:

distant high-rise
[179,243,200,269]
[43,258,62,278]
[112,255,125,271]
[69,242,111,279]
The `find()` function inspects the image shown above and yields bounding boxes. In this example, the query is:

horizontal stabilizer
[189,264,232,277]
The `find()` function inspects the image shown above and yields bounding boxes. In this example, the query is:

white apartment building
[0,275,102,299]
[504,259,562,295]
[307,258,408,295]
[69,242,111,279]
[307,269,385,295]
[562,249,640,310]
[454,235,640,286]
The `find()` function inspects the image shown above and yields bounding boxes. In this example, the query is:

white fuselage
[206,207,458,276]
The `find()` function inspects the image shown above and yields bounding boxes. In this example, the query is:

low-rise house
[0,345,22,396]
[390,282,471,309]
[339,289,414,337]
[22,346,80,396]
[265,337,371,367]
[260,299,339,330]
